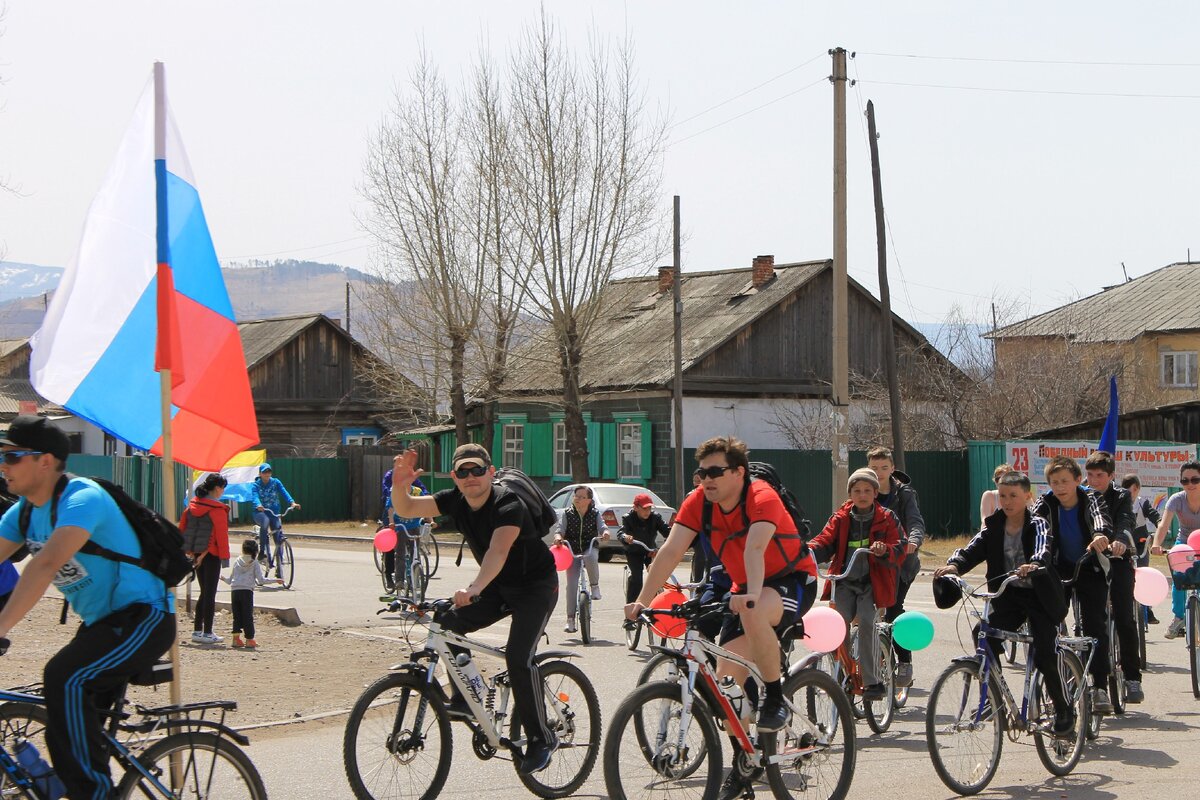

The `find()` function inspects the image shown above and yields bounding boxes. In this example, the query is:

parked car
[546,483,677,562]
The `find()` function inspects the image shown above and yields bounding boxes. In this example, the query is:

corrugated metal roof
[504,261,831,392]
[990,262,1200,343]
[0,378,64,415]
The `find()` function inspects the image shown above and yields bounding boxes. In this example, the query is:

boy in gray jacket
[221,539,282,648]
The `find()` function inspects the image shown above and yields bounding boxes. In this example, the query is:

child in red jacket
[809,468,905,699]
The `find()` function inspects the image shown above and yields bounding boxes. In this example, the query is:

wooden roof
[502,260,933,393]
[990,262,1200,344]
[237,313,361,368]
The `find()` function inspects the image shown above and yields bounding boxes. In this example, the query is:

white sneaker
[203,633,224,644]
[564,618,577,633]
[1166,617,1186,639]
[591,586,602,601]
[191,631,206,643]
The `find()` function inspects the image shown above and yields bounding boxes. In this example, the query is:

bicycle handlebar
[817,548,872,582]
[939,567,1042,602]
[1061,549,1109,586]
[257,506,297,520]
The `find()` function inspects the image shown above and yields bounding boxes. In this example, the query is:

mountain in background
[0,259,399,345]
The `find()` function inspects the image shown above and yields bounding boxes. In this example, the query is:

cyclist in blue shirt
[251,463,300,570]
[380,470,431,592]
[0,415,175,799]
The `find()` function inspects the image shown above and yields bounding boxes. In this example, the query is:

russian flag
[30,68,258,471]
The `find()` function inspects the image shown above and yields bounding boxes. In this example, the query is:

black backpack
[18,474,195,588]
[453,468,556,566]
[701,461,813,580]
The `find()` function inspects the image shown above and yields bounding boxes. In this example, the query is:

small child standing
[221,539,282,648]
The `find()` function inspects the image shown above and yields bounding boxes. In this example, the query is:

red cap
[633,493,653,508]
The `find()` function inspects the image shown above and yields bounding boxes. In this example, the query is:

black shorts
[718,571,816,645]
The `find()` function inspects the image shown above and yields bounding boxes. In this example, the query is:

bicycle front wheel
[410,555,428,605]
[276,539,295,589]
[866,631,896,734]
[766,667,856,800]
[509,659,601,798]
[343,673,452,800]
[579,592,592,645]
[0,701,50,796]
[419,527,440,579]
[1033,649,1086,777]
[1189,595,1200,698]
[926,660,1002,796]
[1108,618,1126,716]
[625,618,642,651]
[603,680,722,800]
[116,731,267,799]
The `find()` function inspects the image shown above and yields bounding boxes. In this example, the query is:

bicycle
[604,596,857,800]
[563,537,602,645]
[620,538,660,650]
[811,548,896,734]
[377,509,440,581]
[343,596,600,800]
[0,645,265,798]
[253,506,295,590]
[926,571,1088,795]
[1059,553,1108,741]
[1165,544,1200,697]
[379,523,431,604]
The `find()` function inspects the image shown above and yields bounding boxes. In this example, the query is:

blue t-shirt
[0,478,172,625]
[1057,503,1085,565]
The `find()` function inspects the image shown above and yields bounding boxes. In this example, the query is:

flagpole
[154,60,184,709]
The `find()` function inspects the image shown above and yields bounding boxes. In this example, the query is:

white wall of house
[681,397,832,449]
[51,415,135,456]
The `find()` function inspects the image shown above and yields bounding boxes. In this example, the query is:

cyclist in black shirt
[391,443,559,775]
[618,493,670,604]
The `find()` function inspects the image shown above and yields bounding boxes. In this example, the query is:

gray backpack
[181,510,215,555]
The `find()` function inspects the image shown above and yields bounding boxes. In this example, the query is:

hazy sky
[2,1,1198,326]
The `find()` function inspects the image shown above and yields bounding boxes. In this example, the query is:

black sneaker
[718,771,755,800]
[518,738,555,776]
[861,683,887,701]
[1052,708,1076,738]
[757,698,791,733]
[1147,610,1160,625]
[1091,687,1113,715]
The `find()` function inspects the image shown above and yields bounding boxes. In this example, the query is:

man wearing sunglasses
[0,415,175,799]
[390,443,559,776]
[625,436,816,797]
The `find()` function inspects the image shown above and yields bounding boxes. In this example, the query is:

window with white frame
[502,424,524,469]
[553,422,570,476]
[1161,351,1198,388]
[619,423,641,479]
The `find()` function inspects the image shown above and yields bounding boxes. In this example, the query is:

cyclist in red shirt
[626,436,815,742]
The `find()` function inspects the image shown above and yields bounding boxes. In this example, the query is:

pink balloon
[1188,529,1200,553]
[801,607,848,653]
[550,544,574,572]
[373,527,397,553]
[1133,567,1169,606]
[1169,543,1192,555]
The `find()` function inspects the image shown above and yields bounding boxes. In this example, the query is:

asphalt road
[238,539,1200,798]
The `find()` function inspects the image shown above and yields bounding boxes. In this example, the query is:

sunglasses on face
[1,450,44,465]
[1182,476,1200,486]
[454,464,488,479]
[694,465,733,480]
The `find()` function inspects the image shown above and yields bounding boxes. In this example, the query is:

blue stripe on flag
[166,170,235,321]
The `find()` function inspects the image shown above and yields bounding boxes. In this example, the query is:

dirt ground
[1,595,401,731]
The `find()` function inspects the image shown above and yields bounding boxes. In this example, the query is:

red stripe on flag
[154,262,185,385]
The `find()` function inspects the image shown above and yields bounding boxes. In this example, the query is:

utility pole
[672,196,685,507]
[867,100,904,472]
[831,47,850,509]
[345,282,351,334]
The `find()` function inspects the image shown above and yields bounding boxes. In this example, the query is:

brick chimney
[658,265,676,293]
[752,254,775,287]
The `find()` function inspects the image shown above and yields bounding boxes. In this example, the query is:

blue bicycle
[926,571,1088,795]
[0,645,265,798]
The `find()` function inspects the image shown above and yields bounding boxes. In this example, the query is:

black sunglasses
[1182,476,1200,486]
[454,464,488,479]
[694,465,734,480]
[1,450,44,465]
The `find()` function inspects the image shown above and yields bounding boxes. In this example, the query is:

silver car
[546,483,677,562]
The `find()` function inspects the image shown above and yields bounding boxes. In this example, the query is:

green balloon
[892,610,935,651]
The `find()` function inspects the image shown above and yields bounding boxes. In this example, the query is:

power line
[859,51,1200,69]
[668,51,826,130]
[857,78,1200,101]
[225,235,369,260]
[668,75,828,147]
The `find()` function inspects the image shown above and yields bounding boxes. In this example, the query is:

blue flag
[1098,376,1119,454]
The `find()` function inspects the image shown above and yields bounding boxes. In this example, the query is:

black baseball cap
[0,415,71,462]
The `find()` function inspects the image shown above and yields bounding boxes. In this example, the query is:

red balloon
[550,544,574,571]
[649,588,688,638]
[373,527,397,553]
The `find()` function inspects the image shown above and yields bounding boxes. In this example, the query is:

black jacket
[1031,486,1112,570]
[948,508,1066,621]
[879,469,925,582]
[1096,484,1136,550]
[618,509,669,551]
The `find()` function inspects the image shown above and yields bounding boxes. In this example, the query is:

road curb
[211,599,302,627]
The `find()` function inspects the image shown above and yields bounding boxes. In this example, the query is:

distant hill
[0,259,401,345]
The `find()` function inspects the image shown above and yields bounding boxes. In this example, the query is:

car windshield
[595,486,661,507]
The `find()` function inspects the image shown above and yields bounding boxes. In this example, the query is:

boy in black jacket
[1031,455,1114,714]
[935,471,1075,736]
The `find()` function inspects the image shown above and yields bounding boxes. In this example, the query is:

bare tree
[506,13,667,480]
